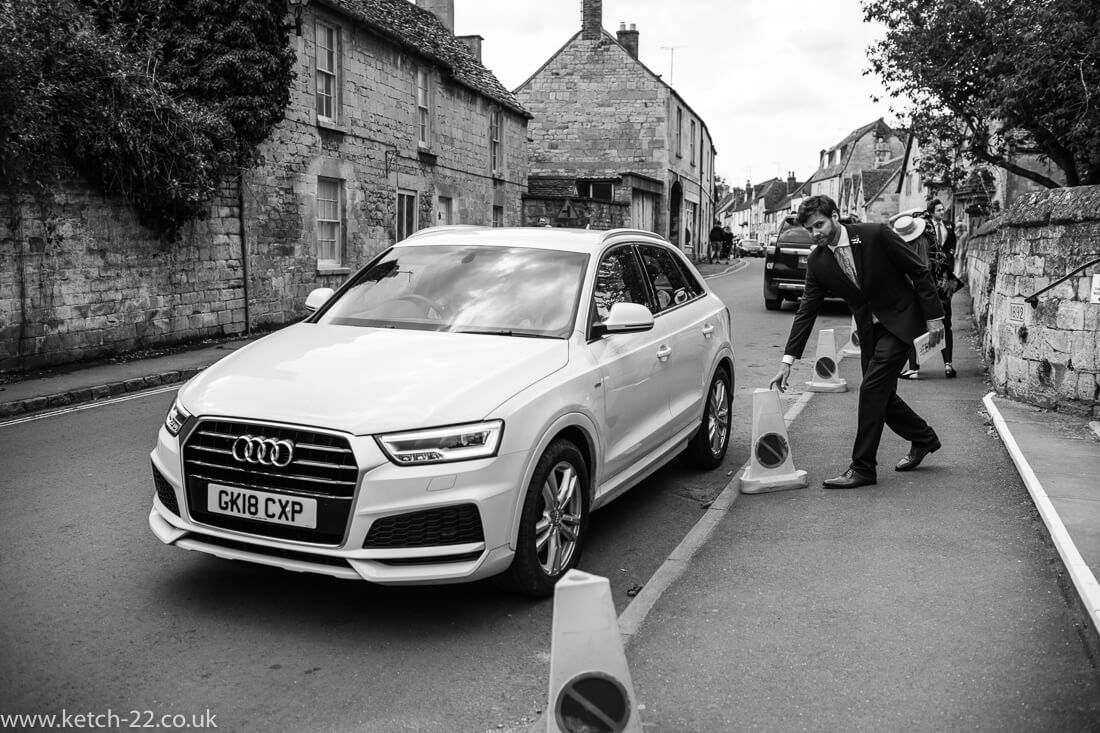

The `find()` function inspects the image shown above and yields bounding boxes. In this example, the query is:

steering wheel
[394,294,448,320]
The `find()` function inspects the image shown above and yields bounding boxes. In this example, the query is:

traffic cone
[547,570,643,733]
[840,316,860,358]
[739,388,809,494]
[805,328,847,392]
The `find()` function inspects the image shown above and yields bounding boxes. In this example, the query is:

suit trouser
[853,323,938,474]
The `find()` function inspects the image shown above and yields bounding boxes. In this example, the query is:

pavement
[2,264,1098,730]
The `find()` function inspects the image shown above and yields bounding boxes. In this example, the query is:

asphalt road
[0,263,771,733]
[5,261,1094,732]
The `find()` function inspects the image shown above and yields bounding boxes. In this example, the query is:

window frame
[396,189,418,242]
[637,243,705,314]
[676,107,684,158]
[417,68,432,149]
[316,177,344,268]
[587,244,655,339]
[690,119,696,166]
[489,106,503,172]
[492,205,504,228]
[315,21,340,124]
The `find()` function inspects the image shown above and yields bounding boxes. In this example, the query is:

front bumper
[149,421,525,584]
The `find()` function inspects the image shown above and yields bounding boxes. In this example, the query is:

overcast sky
[453,0,905,190]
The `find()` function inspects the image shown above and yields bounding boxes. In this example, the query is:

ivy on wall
[0,0,295,239]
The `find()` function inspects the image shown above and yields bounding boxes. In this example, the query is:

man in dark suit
[928,198,959,378]
[769,195,945,488]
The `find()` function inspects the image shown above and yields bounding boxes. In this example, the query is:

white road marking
[0,384,179,428]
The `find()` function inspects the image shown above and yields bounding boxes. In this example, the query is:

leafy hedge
[0,0,295,239]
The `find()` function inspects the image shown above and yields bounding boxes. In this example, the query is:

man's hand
[769,363,791,393]
[927,319,945,349]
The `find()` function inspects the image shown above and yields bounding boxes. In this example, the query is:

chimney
[745,179,752,200]
[457,34,483,62]
[582,0,602,41]
[417,0,454,33]
[616,22,639,59]
[787,171,796,193]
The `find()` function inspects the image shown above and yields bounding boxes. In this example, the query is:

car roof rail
[599,228,670,244]
[402,225,489,240]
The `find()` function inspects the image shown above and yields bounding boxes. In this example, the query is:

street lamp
[286,0,306,36]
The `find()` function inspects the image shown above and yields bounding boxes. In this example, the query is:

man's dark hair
[926,198,944,215]
[796,195,839,225]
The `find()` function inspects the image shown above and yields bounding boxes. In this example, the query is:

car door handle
[656,345,672,361]
[701,324,715,338]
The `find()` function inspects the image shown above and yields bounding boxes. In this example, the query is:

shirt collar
[828,224,850,252]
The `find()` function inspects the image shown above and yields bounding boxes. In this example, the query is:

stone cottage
[515,0,717,259]
[802,118,905,220]
[0,0,529,372]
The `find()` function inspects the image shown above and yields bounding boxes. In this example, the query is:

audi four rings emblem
[232,435,295,467]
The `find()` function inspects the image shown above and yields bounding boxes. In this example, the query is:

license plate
[207,483,318,528]
[798,255,808,265]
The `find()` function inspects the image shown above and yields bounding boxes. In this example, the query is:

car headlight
[164,399,191,436]
[376,420,503,465]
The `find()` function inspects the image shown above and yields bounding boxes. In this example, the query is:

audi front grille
[181,419,359,545]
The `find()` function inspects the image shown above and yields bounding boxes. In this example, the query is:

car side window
[590,246,651,326]
[638,244,702,313]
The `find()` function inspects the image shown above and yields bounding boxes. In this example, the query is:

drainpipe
[237,170,251,334]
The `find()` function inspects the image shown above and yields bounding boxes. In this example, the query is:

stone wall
[965,185,1100,417]
[0,182,248,372]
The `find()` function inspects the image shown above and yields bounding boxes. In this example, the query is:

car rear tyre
[496,440,590,597]
[682,367,732,469]
[764,296,782,311]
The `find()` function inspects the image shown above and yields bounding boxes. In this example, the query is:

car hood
[178,324,569,435]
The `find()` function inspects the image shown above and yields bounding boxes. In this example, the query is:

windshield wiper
[454,328,550,338]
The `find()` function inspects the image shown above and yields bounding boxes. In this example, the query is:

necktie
[835,245,859,289]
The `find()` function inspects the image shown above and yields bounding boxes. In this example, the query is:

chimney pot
[616,19,640,59]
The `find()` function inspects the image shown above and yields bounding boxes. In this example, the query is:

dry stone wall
[965,185,1100,416]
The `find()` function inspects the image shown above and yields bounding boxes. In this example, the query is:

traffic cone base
[805,328,848,392]
[739,389,809,494]
[547,570,643,733]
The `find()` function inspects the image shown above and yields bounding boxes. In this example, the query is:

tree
[0,0,295,238]
[863,0,1100,187]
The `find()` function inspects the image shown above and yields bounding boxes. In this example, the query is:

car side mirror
[593,302,654,337]
[305,287,335,312]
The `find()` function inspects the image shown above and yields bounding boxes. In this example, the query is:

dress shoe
[895,437,942,471]
[944,363,957,378]
[822,468,877,489]
[899,368,920,380]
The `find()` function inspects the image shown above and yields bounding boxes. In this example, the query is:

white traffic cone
[840,316,860,359]
[739,388,809,494]
[805,328,847,392]
[547,570,643,733]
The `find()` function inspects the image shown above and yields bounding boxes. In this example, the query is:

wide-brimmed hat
[892,215,927,242]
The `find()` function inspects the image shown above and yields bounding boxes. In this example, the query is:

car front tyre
[764,296,782,311]
[682,367,732,469]
[496,440,590,597]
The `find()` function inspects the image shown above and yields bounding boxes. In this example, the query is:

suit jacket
[784,223,945,360]
[934,220,957,254]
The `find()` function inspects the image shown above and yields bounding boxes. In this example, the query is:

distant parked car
[149,226,735,597]
[738,238,764,257]
[763,218,814,310]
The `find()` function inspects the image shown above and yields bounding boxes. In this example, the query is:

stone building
[0,0,529,372]
[802,118,906,218]
[515,0,717,259]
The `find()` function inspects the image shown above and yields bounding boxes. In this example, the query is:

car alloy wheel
[497,439,589,597]
[682,367,732,469]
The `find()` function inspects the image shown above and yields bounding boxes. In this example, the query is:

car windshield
[316,244,589,337]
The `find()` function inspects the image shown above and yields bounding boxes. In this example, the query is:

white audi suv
[149,226,735,596]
